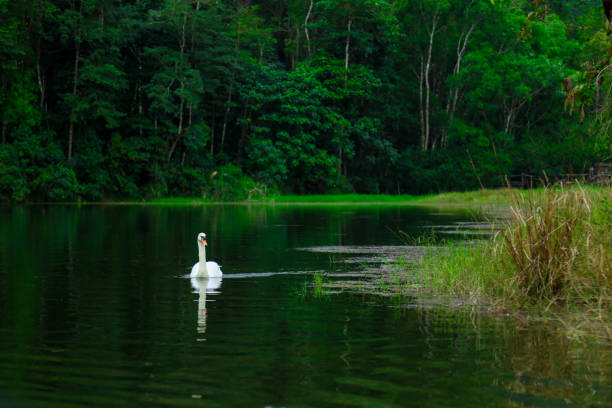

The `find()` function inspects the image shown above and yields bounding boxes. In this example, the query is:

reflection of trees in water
[417,308,612,406]
[503,326,611,407]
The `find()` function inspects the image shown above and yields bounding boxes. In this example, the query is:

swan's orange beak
[201,238,208,246]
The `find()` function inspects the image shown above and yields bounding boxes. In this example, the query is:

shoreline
[9,186,607,207]
[20,200,510,207]
[5,187,554,206]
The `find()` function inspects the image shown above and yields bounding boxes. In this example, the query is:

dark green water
[0,205,610,408]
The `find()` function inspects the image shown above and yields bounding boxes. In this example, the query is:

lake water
[0,204,610,408]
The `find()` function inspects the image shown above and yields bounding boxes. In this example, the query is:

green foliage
[73,130,109,199]
[0,128,78,201]
[245,60,379,192]
[206,164,267,201]
[0,0,609,202]
[563,28,611,138]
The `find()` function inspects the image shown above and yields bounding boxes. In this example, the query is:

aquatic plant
[499,186,610,305]
[293,271,332,299]
[313,271,326,298]
[416,185,612,340]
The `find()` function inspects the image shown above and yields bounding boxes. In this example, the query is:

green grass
[293,271,332,299]
[41,184,609,207]
[144,193,431,204]
[265,190,524,205]
[313,271,327,298]
[145,197,219,204]
[410,185,612,341]
[137,189,542,206]
[264,193,426,203]
[419,188,520,204]
[144,186,604,206]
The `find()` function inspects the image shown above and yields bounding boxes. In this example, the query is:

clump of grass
[418,240,493,301]
[293,271,331,299]
[313,271,326,298]
[417,185,612,340]
[499,186,610,306]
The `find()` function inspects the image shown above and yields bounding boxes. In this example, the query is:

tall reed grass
[417,185,611,339]
[499,186,610,304]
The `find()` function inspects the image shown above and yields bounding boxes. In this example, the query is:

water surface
[0,205,610,407]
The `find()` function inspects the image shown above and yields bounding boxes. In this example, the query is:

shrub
[206,164,270,200]
[0,129,79,202]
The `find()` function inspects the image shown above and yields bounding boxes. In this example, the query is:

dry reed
[414,185,612,340]
[497,186,611,308]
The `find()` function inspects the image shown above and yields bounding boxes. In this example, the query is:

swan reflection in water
[191,277,222,340]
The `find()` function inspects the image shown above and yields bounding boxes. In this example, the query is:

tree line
[0,0,610,201]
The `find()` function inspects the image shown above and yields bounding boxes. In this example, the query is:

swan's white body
[190,277,222,292]
[190,261,222,277]
[190,232,222,278]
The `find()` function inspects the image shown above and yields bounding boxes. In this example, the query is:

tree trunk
[294,25,300,67]
[36,35,45,110]
[67,0,83,161]
[338,15,352,179]
[167,84,185,163]
[210,109,215,155]
[344,15,352,82]
[237,107,250,166]
[305,0,313,56]
[467,148,485,190]
[417,60,425,148]
[443,23,475,148]
[422,6,438,151]
[221,81,233,154]
[138,62,143,137]
[338,144,343,180]
[35,0,46,111]
[191,0,201,53]
[68,32,80,160]
[167,10,188,164]
[221,20,240,154]
[504,106,514,135]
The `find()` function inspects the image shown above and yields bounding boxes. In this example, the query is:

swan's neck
[198,243,207,274]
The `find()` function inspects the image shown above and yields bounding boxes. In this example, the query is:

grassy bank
[393,186,612,341]
[142,188,544,205]
[39,184,609,206]
[143,192,429,205]
[142,193,423,205]
[265,189,533,204]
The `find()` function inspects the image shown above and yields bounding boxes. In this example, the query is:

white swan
[190,232,222,278]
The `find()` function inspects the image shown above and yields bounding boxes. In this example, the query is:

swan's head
[197,232,208,247]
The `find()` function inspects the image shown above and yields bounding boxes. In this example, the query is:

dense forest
[0,0,611,201]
